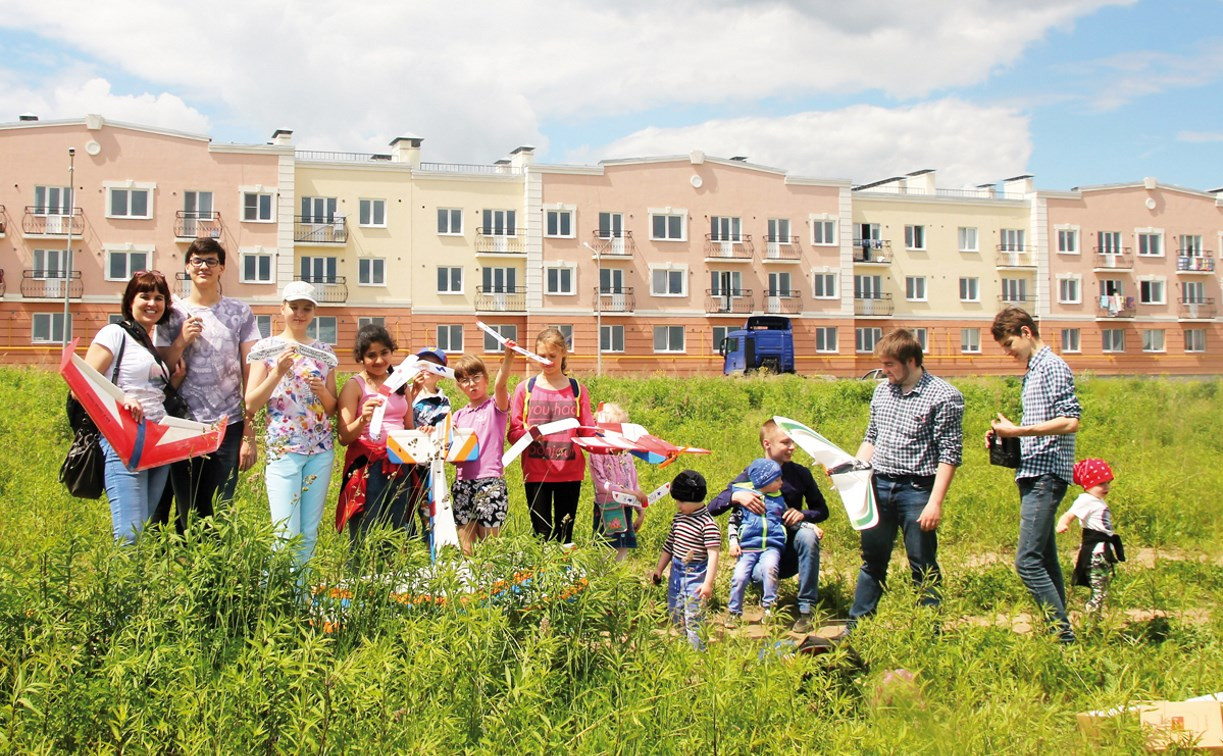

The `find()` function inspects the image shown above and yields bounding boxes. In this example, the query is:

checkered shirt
[1018,346,1082,482]
[863,370,964,477]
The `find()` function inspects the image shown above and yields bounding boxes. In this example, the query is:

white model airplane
[772,415,878,531]
[245,339,339,369]
[475,321,553,366]
[368,355,456,440]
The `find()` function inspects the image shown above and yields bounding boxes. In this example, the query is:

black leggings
[524,481,582,544]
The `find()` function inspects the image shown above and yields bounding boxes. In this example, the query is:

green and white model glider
[773,415,878,530]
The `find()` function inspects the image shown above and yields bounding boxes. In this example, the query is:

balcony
[852,239,892,264]
[703,234,754,261]
[1093,248,1133,270]
[475,229,525,255]
[22,208,84,237]
[0,205,8,237]
[296,276,348,304]
[762,235,802,262]
[854,293,894,316]
[594,287,635,313]
[174,211,224,240]
[294,216,348,245]
[1178,298,1217,320]
[705,288,753,314]
[995,246,1036,268]
[173,272,192,298]
[0,269,6,298]
[762,289,801,314]
[20,270,83,299]
[998,294,1037,310]
[1097,295,1136,318]
[475,286,525,312]
[588,230,635,257]
[1176,252,1215,274]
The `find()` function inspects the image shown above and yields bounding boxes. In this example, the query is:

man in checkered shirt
[989,307,1082,643]
[848,329,964,629]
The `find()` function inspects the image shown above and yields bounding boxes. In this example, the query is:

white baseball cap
[281,280,319,305]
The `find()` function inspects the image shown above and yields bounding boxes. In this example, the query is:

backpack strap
[523,375,582,423]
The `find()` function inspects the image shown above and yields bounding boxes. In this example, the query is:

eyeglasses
[456,374,485,385]
[187,257,221,269]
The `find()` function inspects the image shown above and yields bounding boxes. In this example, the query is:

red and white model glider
[573,421,710,468]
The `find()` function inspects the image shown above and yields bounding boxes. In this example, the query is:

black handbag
[988,432,1021,469]
[60,337,125,498]
[162,384,192,420]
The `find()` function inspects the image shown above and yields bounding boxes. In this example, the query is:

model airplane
[60,341,227,472]
[500,418,581,468]
[368,355,456,440]
[772,415,878,530]
[573,422,710,468]
[611,481,672,510]
[385,412,478,560]
[475,321,553,366]
[245,339,339,368]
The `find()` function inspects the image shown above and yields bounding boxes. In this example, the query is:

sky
[1,0,1221,192]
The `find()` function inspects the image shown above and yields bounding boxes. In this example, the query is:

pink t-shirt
[453,397,508,481]
[508,378,594,483]
[351,374,409,445]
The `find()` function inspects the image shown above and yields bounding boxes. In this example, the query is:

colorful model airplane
[572,422,711,468]
[368,355,456,440]
[60,341,227,472]
[772,415,878,530]
[245,339,339,368]
[500,418,581,468]
[475,321,553,366]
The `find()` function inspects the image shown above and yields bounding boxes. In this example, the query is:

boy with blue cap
[726,458,788,625]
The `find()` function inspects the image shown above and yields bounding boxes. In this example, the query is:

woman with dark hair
[84,270,177,543]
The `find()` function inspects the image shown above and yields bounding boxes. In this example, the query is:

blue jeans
[101,436,170,544]
[728,548,782,615]
[667,557,709,649]
[265,449,335,568]
[849,474,941,623]
[1016,474,1073,639]
[778,524,821,614]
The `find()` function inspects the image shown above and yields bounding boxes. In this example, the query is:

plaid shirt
[864,370,964,477]
[1018,346,1081,482]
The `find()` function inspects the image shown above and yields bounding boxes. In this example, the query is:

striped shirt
[863,370,964,476]
[1018,346,1081,482]
[662,507,720,564]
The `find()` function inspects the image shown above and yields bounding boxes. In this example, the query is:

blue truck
[719,316,795,374]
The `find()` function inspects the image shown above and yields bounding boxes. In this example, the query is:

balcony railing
[296,276,348,303]
[762,290,801,314]
[0,269,6,298]
[475,229,525,254]
[1178,297,1217,319]
[294,216,348,244]
[22,207,84,236]
[1176,253,1215,273]
[594,287,635,313]
[588,230,635,257]
[174,272,192,298]
[854,293,894,316]
[703,234,754,260]
[998,294,1037,309]
[174,211,224,240]
[996,246,1037,268]
[20,270,83,299]
[1093,248,1133,269]
[1097,295,1136,318]
[852,240,893,264]
[705,288,754,314]
[762,235,802,261]
[475,286,526,312]
[0,205,8,236]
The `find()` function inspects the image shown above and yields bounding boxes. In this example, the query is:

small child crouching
[652,470,720,649]
[1057,458,1126,613]
[726,458,788,625]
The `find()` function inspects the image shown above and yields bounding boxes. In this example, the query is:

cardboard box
[1078,696,1223,752]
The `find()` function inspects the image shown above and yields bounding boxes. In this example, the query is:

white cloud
[1068,46,1223,111]
[1177,131,1223,143]
[0,71,209,133]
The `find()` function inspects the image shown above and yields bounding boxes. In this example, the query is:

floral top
[254,337,335,460]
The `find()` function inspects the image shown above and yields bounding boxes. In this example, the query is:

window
[358,258,385,286]
[1138,279,1165,305]
[357,316,385,330]
[437,208,463,235]
[549,324,574,350]
[597,212,624,238]
[32,313,70,343]
[959,277,979,302]
[301,196,338,224]
[546,266,575,295]
[1137,230,1163,257]
[183,191,213,222]
[1099,278,1125,297]
[710,216,742,242]
[855,327,882,354]
[437,325,463,352]
[1102,328,1125,353]
[545,209,574,238]
[1061,328,1081,353]
[710,270,742,296]
[255,315,273,339]
[1098,231,1123,254]
[905,276,926,301]
[854,275,882,299]
[482,267,517,292]
[713,325,732,352]
[1001,278,1028,303]
[653,325,685,353]
[32,248,66,278]
[105,248,150,281]
[107,186,153,219]
[1000,228,1025,252]
[812,272,837,299]
[1142,329,1166,352]
[812,219,836,246]
[108,314,125,326]
[904,225,926,250]
[816,327,838,353]
[599,268,625,293]
[306,317,338,345]
[767,218,791,243]
[913,328,928,351]
[359,199,386,227]
[1185,328,1206,353]
[1056,228,1079,254]
[242,251,274,284]
[482,209,517,236]
[437,266,463,293]
[958,227,978,252]
[767,272,792,296]
[300,256,338,283]
[1180,235,1203,256]
[1058,276,1081,304]
[33,185,73,215]
[961,328,981,354]
[601,324,624,353]
[242,191,274,222]
[1183,280,1206,304]
[650,212,685,241]
[651,267,686,296]
[483,324,517,352]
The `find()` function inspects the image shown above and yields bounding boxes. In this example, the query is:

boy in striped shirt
[652,469,721,649]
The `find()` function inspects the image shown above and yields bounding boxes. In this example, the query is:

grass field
[1,366,1221,752]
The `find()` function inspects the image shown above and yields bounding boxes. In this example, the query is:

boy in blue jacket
[726,458,788,625]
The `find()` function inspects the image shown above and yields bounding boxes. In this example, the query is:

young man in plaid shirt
[989,307,1082,643]
[848,329,964,629]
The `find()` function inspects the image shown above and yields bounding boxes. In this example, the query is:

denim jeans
[728,548,782,615]
[265,449,335,568]
[168,420,244,533]
[348,462,415,547]
[777,524,821,614]
[1016,473,1073,639]
[667,557,709,649]
[101,436,170,544]
[849,474,941,623]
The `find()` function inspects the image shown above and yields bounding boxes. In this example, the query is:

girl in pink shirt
[587,402,647,561]
[450,344,515,554]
